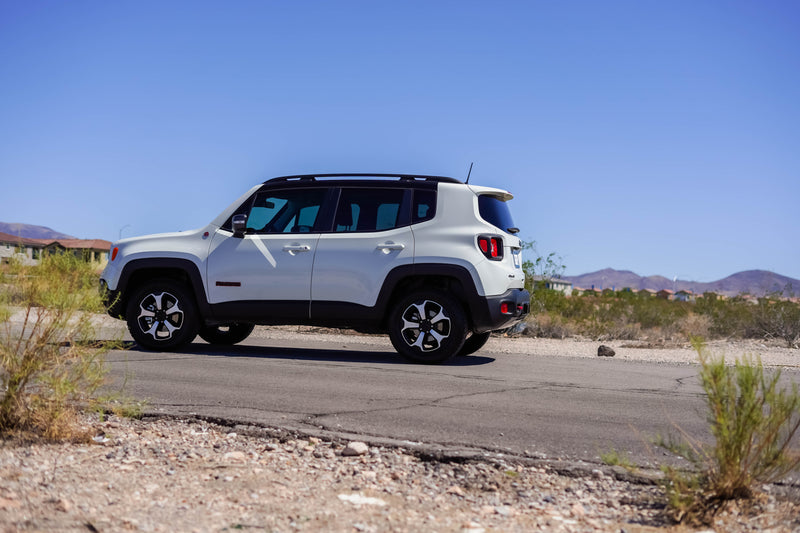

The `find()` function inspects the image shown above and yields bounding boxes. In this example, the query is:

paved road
[105,334,739,469]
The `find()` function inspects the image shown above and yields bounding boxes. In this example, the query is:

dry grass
[0,254,123,440]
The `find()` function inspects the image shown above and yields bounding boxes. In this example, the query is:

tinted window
[478,195,515,232]
[334,188,406,232]
[246,189,325,233]
[412,189,436,223]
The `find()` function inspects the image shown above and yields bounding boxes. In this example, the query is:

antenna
[465,162,474,184]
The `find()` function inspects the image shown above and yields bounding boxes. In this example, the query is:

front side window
[245,189,325,234]
[334,188,407,233]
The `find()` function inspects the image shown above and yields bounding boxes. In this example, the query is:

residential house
[532,276,573,296]
[0,232,111,265]
[656,289,674,300]
[0,232,44,265]
[674,289,695,302]
[40,239,112,263]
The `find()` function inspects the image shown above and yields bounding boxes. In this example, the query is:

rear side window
[334,188,408,232]
[412,189,437,223]
[478,195,516,233]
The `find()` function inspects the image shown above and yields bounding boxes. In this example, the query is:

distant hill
[0,222,75,240]
[563,268,800,297]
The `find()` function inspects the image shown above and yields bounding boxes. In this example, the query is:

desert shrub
[658,339,800,524]
[602,321,642,341]
[751,298,800,348]
[696,296,755,339]
[525,313,576,339]
[630,298,689,330]
[529,288,568,315]
[554,293,597,320]
[524,288,800,345]
[0,254,120,439]
[673,314,712,341]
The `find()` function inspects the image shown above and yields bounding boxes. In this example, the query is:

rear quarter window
[478,195,516,233]
[412,189,436,223]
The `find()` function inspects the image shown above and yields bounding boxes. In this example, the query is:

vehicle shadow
[123,341,496,367]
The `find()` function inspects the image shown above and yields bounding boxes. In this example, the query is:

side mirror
[232,214,248,238]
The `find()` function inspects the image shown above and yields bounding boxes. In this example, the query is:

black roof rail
[264,173,463,184]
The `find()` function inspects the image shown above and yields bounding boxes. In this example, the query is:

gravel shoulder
[2,412,798,533]
[2,322,799,532]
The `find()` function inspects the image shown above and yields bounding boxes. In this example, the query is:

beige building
[0,232,111,265]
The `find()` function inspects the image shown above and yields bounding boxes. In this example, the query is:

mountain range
[0,222,75,240]
[562,268,800,297]
[3,222,796,297]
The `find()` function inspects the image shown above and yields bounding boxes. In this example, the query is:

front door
[206,188,327,317]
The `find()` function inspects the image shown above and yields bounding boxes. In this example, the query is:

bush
[524,313,576,339]
[658,339,800,524]
[0,254,120,439]
[752,298,800,348]
[522,286,800,346]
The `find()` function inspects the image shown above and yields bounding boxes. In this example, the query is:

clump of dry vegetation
[0,253,122,440]
[523,288,800,347]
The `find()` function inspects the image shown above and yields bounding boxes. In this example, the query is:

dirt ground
[1,329,799,532]
[1,412,799,533]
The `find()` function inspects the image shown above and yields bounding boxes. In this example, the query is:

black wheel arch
[112,258,211,320]
[375,264,484,331]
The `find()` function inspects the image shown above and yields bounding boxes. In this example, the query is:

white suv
[101,174,529,363]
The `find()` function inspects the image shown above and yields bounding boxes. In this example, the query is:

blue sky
[1,1,798,281]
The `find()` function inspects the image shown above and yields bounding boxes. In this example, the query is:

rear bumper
[471,288,530,333]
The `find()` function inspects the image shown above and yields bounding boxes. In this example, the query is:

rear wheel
[459,331,492,356]
[388,290,467,364]
[198,323,255,345]
[126,280,198,351]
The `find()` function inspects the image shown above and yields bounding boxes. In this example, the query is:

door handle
[376,242,405,252]
[283,244,311,255]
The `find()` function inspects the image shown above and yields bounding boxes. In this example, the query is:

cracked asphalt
[106,332,715,471]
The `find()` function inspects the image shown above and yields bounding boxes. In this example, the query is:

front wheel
[126,280,199,351]
[388,290,467,364]
[198,323,255,345]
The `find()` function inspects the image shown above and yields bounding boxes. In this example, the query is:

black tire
[125,280,199,351]
[459,331,492,356]
[388,290,468,364]
[198,323,255,345]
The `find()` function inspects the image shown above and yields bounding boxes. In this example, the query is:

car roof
[263,173,463,185]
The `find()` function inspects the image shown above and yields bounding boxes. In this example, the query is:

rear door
[311,187,414,308]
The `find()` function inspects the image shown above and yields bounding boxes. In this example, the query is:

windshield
[478,195,516,233]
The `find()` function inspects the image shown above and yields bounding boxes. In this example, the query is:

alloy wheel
[399,299,452,352]
[136,291,185,341]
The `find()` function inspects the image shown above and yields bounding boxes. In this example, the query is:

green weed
[600,448,637,472]
[657,338,800,524]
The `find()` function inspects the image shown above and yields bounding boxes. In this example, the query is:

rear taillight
[477,235,503,261]
[111,247,119,261]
